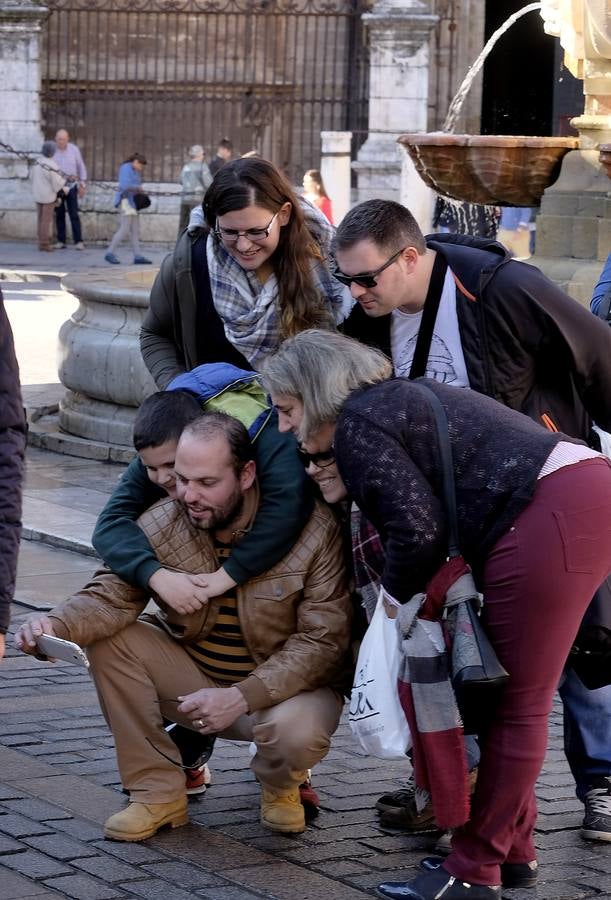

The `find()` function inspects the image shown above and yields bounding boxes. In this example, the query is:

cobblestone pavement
[3,607,611,900]
[0,238,171,276]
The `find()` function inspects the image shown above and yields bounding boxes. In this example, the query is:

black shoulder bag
[134,192,151,211]
[417,381,509,734]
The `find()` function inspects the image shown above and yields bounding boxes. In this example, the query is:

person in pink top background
[302,169,333,225]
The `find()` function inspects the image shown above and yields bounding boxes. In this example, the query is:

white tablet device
[35,634,90,669]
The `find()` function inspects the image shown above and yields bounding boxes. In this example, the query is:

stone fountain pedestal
[28,267,157,461]
[530,149,611,307]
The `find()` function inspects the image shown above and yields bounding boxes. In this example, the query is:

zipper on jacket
[476,274,495,398]
[541,413,559,433]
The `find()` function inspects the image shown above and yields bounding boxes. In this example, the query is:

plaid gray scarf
[396,558,476,829]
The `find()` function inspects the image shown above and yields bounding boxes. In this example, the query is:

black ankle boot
[420,856,538,889]
[500,860,538,888]
[377,866,501,900]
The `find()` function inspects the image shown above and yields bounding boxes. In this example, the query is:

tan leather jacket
[48,497,352,711]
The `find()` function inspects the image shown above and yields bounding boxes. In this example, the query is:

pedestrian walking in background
[141,156,352,388]
[301,169,333,224]
[0,289,26,662]
[178,145,212,236]
[53,128,87,249]
[31,141,67,252]
[209,137,234,176]
[497,206,534,258]
[105,153,151,266]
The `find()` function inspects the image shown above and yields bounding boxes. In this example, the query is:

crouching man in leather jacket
[15,412,352,842]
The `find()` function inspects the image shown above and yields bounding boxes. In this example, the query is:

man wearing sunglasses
[339,198,611,846]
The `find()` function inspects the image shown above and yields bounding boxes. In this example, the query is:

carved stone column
[0,1,47,236]
[353,0,437,203]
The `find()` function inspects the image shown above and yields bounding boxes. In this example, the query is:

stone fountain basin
[398,133,580,206]
[57,267,158,446]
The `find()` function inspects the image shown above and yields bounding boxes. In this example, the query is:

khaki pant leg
[248,689,344,790]
[36,203,43,246]
[88,620,344,801]
[87,620,220,803]
[40,202,55,246]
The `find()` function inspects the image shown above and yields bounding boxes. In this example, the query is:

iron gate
[41,0,369,185]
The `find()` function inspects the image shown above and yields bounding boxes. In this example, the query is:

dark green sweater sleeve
[223,416,314,583]
[92,418,313,590]
[92,457,165,589]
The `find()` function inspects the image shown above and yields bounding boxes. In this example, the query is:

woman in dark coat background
[0,289,26,660]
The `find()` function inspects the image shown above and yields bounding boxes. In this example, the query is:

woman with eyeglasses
[261,328,611,900]
[141,156,352,389]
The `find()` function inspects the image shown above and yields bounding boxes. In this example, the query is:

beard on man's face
[183,486,245,532]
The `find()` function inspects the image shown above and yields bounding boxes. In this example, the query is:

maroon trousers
[447,458,611,886]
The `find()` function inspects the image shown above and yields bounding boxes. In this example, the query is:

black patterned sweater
[334,377,566,602]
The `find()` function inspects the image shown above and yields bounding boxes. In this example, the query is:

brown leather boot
[104,798,188,842]
[260,784,306,834]
[378,768,478,832]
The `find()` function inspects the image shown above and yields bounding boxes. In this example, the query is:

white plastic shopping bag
[349,590,411,759]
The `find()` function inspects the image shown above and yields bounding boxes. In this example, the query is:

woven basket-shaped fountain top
[398,134,580,206]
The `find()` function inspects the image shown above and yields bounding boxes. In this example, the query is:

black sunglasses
[332,245,407,289]
[297,446,336,469]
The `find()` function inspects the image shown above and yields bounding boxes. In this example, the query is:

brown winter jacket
[47,497,353,711]
[0,291,26,634]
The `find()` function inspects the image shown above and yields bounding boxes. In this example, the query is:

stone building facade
[0,0,492,241]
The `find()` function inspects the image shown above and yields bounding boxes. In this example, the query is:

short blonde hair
[261,329,392,440]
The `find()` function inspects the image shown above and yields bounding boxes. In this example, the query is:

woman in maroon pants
[262,329,611,900]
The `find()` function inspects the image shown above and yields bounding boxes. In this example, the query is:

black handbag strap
[408,254,448,379]
[415,380,461,559]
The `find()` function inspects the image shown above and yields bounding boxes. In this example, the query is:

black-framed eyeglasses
[332,245,407,289]
[215,211,279,244]
[297,446,336,469]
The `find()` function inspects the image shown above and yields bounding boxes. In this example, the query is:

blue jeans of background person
[55,184,82,244]
[465,734,480,771]
[559,668,611,799]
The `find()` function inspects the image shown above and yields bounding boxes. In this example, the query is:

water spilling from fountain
[442,2,543,134]
[399,1,580,207]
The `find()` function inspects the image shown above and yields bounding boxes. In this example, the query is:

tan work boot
[104,797,188,842]
[260,784,306,834]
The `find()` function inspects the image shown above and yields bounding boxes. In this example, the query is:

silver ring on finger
[195,718,205,729]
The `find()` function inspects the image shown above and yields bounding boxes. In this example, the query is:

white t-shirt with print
[391,267,470,387]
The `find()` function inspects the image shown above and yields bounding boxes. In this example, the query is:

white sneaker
[582,777,611,842]
[75,241,86,250]
[54,242,67,249]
